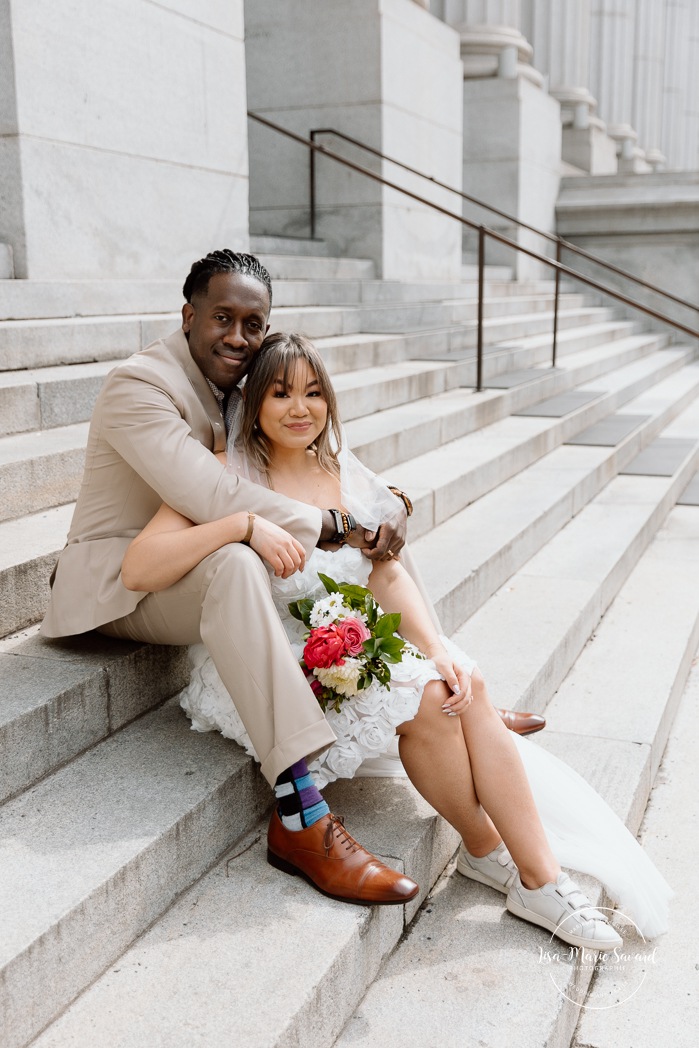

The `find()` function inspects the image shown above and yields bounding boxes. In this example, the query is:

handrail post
[552,238,562,368]
[309,129,318,239]
[477,226,485,392]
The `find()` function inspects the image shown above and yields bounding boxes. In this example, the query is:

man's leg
[101,543,418,904]
[101,543,335,783]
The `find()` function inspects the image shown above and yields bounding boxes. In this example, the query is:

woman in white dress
[121,332,671,948]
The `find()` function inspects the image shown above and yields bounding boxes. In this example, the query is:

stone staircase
[1,239,697,1047]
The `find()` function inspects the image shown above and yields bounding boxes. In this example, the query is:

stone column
[661,0,694,171]
[588,0,645,171]
[0,0,250,279]
[246,0,464,280]
[689,3,699,171]
[631,0,668,171]
[440,0,561,277]
[525,0,616,173]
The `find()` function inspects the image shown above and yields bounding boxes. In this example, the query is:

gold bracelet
[243,511,255,544]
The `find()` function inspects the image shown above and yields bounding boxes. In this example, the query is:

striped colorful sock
[274,759,330,831]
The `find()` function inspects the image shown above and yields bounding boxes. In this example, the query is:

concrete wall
[0,0,250,280]
[246,0,463,280]
[556,172,699,336]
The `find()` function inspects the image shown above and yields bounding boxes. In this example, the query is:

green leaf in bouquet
[380,650,404,665]
[336,583,371,608]
[317,572,340,595]
[361,637,380,658]
[363,594,378,627]
[374,612,401,638]
[288,598,314,625]
[372,661,391,687]
[377,636,406,658]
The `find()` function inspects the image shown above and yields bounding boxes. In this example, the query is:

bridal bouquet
[288,573,406,713]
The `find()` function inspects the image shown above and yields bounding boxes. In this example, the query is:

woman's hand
[426,646,473,715]
[249,517,306,578]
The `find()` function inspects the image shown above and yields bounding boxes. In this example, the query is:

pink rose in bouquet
[303,624,346,669]
[337,617,371,656]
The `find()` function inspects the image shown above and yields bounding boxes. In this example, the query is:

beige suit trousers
[99,543,336,786]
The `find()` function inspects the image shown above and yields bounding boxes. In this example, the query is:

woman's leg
[456,669,560,888]
[397,680,501,856]
[397,675,560,889]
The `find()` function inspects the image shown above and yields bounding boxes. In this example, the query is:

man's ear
[265,321,270,336]
[182,302,194,333]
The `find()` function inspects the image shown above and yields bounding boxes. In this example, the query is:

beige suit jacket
[41,329,321,637]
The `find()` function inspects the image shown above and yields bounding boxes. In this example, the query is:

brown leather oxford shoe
[496,708,546,735]
[267,809,419,905]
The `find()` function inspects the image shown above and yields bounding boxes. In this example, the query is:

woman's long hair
[240,332,342,477]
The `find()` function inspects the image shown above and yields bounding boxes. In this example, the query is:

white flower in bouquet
[315,657,363,697]
[309,593,353,627]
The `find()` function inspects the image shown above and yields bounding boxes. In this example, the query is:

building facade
[1,0,697,287]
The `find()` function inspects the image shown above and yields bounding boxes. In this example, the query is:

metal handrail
[308,125,699,319]
[248,111,699,390]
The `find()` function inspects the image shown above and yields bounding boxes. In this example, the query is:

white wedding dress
[178,544,671,939]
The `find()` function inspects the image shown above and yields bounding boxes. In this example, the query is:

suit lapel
[163,329,227,453]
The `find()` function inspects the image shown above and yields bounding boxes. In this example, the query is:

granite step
[0,697,271,1048]
[414,369,699,637]
[27,778,456,1048]
[0,296,596,372]
[335,504,699,1048]
[22,451,699,1048]
[0,422,88,522]
[0,361,115,437]
[457,395,699,716]
[573,641,698,1044]
[0,629,190,805]
[0,271,571,321]
[346,333,670,475]
[398,348,697,541]
[0,314,181,371]
[0,313,647,439]
[250,234,331,257]
[0,505,74,636]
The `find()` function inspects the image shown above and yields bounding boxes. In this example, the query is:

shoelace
[323,814,361,856]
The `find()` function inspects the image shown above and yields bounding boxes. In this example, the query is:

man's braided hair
[182,249,273,307]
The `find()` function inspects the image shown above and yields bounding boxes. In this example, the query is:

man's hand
[249,517,306,578]
[360,505,408,562]
[318,504,408,561]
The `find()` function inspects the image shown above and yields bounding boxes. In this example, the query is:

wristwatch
[387,486,413,517]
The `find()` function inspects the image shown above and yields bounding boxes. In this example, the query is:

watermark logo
[538,908,658,1009]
